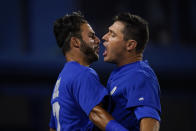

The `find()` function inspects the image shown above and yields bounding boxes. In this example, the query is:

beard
[79,39,99,64]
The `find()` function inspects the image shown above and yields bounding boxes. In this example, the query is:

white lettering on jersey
[52,77,61,99]
[52,77,61,131]
[53,102,60,131]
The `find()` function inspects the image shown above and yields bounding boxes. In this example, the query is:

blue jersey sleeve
[125,73,161,113]
[134,106,161,122]
[106,120,128,131]
[49,111,56,129]
[73,69,108,116]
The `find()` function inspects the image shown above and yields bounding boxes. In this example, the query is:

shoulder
[121,61,159,90]
[61,62,93,77]
[63,62,99,81]
[132,61,158,82]
[129,64,160,93]
[130,70,158,89]
[77,67,99,81]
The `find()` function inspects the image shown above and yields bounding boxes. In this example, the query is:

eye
[109,30,116,37]
[111,32,116,37]
[89,33,95,39]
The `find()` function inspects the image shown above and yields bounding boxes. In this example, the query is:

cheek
[107,44,117,58]
[108,41,125,57]
[108,38,121,51]
[89,39,97,49]
[110,45,120,56]
[89,39,94,43]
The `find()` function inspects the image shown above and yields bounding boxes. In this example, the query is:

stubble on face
[79,23,100,64]
[79,38,99,64]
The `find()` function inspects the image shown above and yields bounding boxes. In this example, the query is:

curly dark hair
[53,12,87,54]
[114,12,149,53]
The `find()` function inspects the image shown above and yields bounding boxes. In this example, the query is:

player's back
[51,61,95,131]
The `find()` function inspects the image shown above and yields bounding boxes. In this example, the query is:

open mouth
[96,47,99,54]
[93,46,99,54]
[102,42,108,57]
[103,48,107,57]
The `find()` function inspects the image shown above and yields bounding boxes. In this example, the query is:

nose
[102,33,108,47]
[95,36,100,45]
[102,33,107,41]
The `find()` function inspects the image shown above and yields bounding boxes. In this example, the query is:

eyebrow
[109,29,117,35]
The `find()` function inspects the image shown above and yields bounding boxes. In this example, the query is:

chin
[104,57,116,64]
[104,57,110,62]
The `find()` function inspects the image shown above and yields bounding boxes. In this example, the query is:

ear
[126,40,137,51]
[70,37,80,48]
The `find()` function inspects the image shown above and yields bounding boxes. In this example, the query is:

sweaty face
[79,23,100,63]
[102,21,127,64]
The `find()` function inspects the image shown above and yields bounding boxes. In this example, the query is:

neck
[117,53,143,67]
[65,50,90,67]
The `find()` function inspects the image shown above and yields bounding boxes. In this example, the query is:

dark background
[0,0,196,131]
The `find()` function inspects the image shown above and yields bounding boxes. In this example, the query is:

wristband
[106,120,128,131]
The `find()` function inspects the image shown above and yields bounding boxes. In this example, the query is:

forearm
[89,105,113,130]
[140,118,160,131]
[89,105,128,131]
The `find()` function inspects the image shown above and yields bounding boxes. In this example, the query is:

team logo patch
[138,97,144,101]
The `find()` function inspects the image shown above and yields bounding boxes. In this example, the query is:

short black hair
[114,12,149,53]
[53,12,87,54]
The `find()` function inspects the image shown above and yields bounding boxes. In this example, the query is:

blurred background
[0,0,196,131]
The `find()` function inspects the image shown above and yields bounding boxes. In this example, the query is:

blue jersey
[49,61,108,131]
[106,60,161,131]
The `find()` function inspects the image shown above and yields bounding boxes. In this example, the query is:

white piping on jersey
[110,86,117,95]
